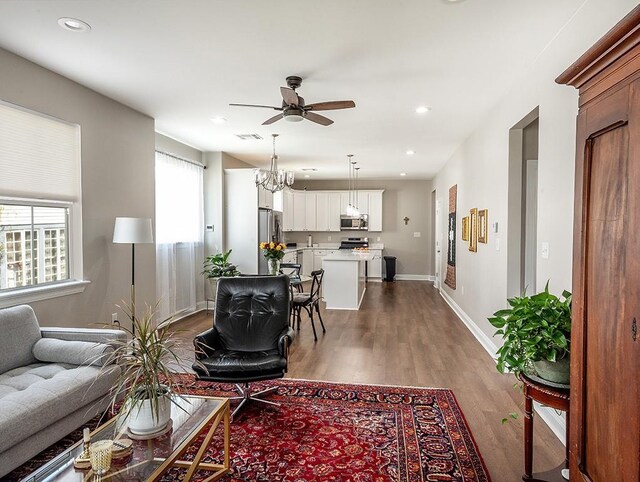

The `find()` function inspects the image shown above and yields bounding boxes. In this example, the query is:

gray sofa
[0,305,125,477]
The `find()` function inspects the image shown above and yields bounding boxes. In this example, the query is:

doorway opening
[431,189,437,287]
[507,108,539,297]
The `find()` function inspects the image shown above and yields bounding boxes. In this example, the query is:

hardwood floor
[170,281,564,481]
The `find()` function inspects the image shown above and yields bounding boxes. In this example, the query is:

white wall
[433,0,638,342]
[0,47,156,327]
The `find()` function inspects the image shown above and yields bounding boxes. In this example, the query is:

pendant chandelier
[255,134,295,193]
[346,154,360,216]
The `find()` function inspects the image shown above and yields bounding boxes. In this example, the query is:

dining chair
[291,269,326,341]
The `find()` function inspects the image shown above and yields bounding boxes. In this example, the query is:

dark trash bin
[383,256,397,282]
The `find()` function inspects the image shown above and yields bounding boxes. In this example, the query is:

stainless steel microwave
[340,215,369,231]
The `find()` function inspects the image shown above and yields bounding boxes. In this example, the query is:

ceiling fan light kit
[230,75,355,127]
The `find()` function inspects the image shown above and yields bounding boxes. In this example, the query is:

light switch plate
[541,242,550,259]
[413,232,421,238]
[495,238,500,251]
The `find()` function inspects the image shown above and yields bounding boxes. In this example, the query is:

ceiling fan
[230,76,355,126]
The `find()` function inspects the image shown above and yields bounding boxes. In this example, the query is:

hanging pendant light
[346,154,355,216]
[254,134,295,193]
[354,166,361,217]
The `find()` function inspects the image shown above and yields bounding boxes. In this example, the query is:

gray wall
[288,179,434,277]
[0,47,156,327]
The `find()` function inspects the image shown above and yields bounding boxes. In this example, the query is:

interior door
[572,81,640,482]
[434,197,442,290]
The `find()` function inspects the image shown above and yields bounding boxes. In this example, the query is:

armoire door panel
[583,124,638,482]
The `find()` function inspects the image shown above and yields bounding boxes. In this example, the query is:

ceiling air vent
[235,134,263,140]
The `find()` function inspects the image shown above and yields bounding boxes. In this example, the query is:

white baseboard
[439,289,567,445]
[439,290,498,359]
[395,274,435,281]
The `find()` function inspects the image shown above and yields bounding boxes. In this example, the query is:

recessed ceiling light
[415,106,431,114]
[210,116,227,124]
[304,174,310,178]
[400,172,407,177]
[57,17,91,32]
[406,150,415,156]
[301,168,318,172]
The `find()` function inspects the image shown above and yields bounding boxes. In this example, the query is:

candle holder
[73,428,92,470]
[89,440,113,475]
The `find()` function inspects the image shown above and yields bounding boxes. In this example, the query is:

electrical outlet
[413,232,421,238]
[205,224,214,232]
[377,237,381,242]
[461,285,465,295]
[495,238,500,251]
[327,236,331,241]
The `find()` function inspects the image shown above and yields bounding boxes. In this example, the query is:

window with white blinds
[0,100,81,202]
[0,101,85,303]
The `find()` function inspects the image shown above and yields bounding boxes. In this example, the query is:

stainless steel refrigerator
[258,209,283,274]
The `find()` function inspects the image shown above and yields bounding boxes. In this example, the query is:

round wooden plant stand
[519,373,570,482]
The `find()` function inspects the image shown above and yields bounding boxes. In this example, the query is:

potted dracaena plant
[488,282,572,385]
[202,249,241,302]
[103,301,189,437]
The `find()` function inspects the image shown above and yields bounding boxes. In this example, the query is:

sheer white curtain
[155,151,204,320]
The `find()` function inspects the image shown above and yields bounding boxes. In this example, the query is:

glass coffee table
[20,395,230,482]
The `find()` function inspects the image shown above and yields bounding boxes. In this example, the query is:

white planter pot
[127,395,171,436]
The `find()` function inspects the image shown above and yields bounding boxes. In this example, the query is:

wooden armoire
[556,6,640,482]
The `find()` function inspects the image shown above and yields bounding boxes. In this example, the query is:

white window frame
[0,197,87,308]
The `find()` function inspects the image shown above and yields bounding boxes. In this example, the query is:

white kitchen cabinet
[283,189,294,231]
[315,193,330,231]
[340,192,350,214]
[368,249,383,278]
[329,193,341,231]
[357,191,369,215]
[368,191,383,231]
[305,193,317,231]
[258,186,273,209]
[313,250,327,272]
[301,249,313,276]
[293,191,306,231]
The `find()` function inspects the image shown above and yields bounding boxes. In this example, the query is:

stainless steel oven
[340,215,368,231]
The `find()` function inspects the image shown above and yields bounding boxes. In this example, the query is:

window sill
[0,280,90,309]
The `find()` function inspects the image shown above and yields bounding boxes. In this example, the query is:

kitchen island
[322,251,373,310]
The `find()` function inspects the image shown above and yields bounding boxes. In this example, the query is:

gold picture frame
[478,209,488,243]
[462,216,470,241]
[469,208,478,252]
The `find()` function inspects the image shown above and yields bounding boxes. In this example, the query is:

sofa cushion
[0,363,119,453]
[33,338,114,367]
[0,305,41,374]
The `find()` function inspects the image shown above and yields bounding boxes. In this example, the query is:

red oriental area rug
[8,376,491,482]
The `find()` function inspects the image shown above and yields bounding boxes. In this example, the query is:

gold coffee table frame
[80,396,230,482]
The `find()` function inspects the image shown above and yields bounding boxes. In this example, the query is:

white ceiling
[0,0,585,179]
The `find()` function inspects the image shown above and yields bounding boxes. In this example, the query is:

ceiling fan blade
[305,100,356,111]
[262,113,284,125]
[280,87,299,106]
[229,103,282,110]
[304,111,334,126]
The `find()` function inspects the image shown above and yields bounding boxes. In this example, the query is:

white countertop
[322,251,374,261]
[284,243,383,253]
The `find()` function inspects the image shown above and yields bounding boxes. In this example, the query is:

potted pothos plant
[488,283,571,384]
[105,301,188,437]
[202,249,241,302]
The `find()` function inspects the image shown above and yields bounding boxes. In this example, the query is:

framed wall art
[478,209,488,243]
[445,185,457,289]
[462,216,470,241]
[469,208,478,252]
